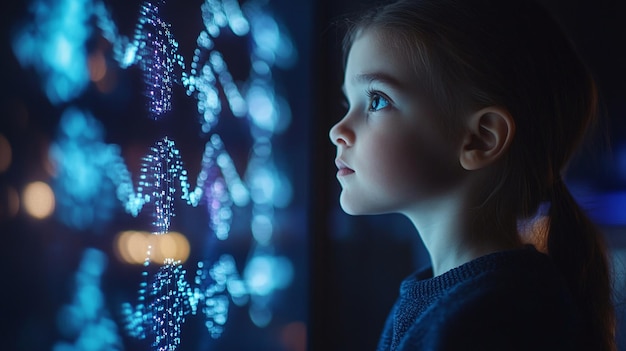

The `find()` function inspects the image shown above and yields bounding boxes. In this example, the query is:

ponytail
[548,178,616,351]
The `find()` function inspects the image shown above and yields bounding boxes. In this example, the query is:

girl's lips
[337,168,355,177]
[335,158,355,176]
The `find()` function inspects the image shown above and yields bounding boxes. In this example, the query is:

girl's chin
[339,198,382,216]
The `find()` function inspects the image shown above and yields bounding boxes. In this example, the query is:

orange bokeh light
[23,181,55,219]
[114,230,191,265]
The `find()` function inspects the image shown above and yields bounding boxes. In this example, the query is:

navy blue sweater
[377,245,587,350]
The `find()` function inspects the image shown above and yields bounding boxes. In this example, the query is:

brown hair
[343,0,615,349]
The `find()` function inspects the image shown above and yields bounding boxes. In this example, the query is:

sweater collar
[400,245,540,299]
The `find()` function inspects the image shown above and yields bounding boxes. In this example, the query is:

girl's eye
[368,92,390,112]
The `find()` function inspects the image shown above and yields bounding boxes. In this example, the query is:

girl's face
[329,29,464,215]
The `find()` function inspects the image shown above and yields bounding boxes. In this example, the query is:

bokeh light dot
[154,233,175,263]
[127,231,149,265]
[23,181,55,219]
[114,231,134,264]
[170,231,190,263]
[115,231,189,265]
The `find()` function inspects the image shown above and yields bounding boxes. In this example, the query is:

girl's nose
[329,117,353,147]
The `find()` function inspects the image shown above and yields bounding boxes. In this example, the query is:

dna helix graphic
[12,0,297,349]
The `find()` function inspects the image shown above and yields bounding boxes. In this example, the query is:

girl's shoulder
[404,246,587,350]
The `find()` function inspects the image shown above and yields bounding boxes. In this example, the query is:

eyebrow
[342,71,406,96]
[353,72,405,88]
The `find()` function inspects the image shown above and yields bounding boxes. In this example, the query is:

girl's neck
[404,194,521,277]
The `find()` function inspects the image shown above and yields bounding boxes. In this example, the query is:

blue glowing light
[579,191,626,226]
[122,255,245,345]
[244,254,293,297]
[16,0,299,349]
[49,108,119,230]
[53,249,123,351]
[99,0,297,344]
[141,138,182,233]
[246,3,297,69]
[112,135,245,237]
[12,0,93,104]
[50,118,256,237]
[118,0,183,118]
[137,1,178,117]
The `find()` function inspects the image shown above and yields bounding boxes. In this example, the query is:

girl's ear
[459,106,515,170]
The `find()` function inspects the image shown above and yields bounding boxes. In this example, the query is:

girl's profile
[329,0,616,350]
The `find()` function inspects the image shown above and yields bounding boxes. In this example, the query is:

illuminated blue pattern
[140,138,182,234]
[122,255,246,346]
[14,0,296,349]
[53,249,123,351]
[98,0,183,118]
[12,0,92,104]
[105,135,244,236]
[49,108,120,231]
[137,1,180,117]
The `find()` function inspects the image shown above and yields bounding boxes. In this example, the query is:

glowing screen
[6,0,309,350]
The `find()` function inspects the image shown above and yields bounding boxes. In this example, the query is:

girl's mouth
[335,159,355,176]
[337,168,355,177]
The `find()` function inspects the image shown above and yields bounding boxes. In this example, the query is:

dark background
[1,0,625,350]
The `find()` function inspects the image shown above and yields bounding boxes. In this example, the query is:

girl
[329,0,616,350]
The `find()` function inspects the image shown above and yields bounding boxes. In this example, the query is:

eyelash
[366,90,390,112]
[341,90,391,113]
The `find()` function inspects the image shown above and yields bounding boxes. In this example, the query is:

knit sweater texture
[376,245,587,350]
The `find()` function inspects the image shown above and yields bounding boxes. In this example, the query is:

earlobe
[459,107,515,171]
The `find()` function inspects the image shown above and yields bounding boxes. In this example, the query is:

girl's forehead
[350,27,400,55]
[344,29,415,87]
